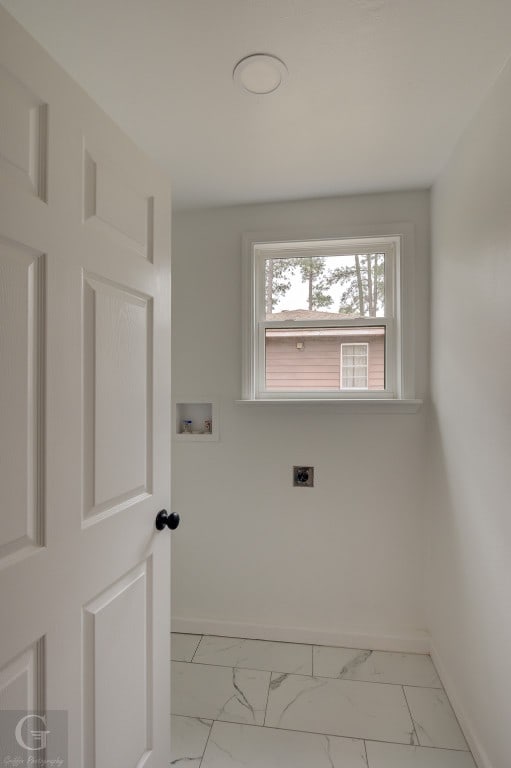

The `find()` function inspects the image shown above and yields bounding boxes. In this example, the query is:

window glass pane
[265,327,385,391]
[265,254,385,319]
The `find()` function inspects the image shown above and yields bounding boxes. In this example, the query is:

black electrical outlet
[293,466,314,487]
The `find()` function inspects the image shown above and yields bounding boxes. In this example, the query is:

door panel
[84,144,154,261]
[0,238,44,561]
[83,275,152,521]
[0,64,47,201]
[0,7,172,766]
[0,641,44,711]
[83,561,152,767]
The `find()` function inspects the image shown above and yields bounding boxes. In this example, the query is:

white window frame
[341,342,369,390]
[241,227,417,404]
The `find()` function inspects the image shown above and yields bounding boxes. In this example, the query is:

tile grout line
[363,739,370,767]
[197,718,215,768]
[190,634,204,663]
[402,685,420,746]
[172,631,433,655]
[177,633,443,686]
[176,635,444,679]
[171,713,472,752]
[172,657,443,689]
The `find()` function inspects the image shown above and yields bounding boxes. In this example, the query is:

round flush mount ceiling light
[233,54,288,95]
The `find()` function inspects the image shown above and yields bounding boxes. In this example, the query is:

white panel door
[0,7,172,767]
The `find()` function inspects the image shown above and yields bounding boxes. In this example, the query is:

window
[242,234,408,401]
[341,343,368,389]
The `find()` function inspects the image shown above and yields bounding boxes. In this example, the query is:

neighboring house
[266,310,385,391]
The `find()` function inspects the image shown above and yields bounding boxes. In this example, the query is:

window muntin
[246,236,400,400]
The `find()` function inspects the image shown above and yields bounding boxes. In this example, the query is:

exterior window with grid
[242,234,404,401]
[341,343,369,389]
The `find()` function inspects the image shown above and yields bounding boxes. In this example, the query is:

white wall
[429,61,511,768]
[171,190,430,651]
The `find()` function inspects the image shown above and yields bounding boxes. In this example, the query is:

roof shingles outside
[267,309,360,321]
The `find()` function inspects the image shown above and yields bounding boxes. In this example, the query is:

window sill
[235,398,423,414]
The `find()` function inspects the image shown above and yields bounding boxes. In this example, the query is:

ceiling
[2,0,511,210]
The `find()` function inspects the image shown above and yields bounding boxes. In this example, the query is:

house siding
[266,334,385,390]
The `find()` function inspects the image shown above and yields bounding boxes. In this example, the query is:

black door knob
[155,510,180,531]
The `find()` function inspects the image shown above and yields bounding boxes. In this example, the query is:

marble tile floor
[170,633,476,768]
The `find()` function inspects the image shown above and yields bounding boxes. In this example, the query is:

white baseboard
[171,616,431,653]
[430,645,493,768]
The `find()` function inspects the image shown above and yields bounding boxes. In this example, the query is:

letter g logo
[15,714,50,751]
